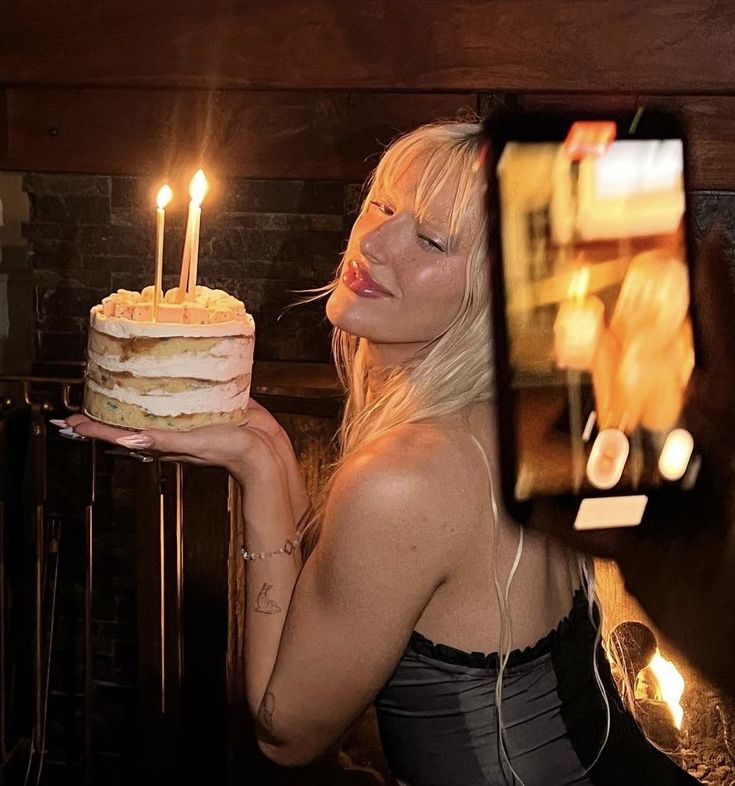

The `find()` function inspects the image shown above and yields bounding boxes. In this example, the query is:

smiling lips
[341,259,392,298]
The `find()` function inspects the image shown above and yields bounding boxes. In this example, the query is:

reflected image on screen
[497,133,695,500]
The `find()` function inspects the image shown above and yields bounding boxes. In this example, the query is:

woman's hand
[63,400,309,515]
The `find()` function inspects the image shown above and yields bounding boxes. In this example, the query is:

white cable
[577,557,612,776]
[474,435,612,783]
[471,435,526,785]
[495,523,525,785]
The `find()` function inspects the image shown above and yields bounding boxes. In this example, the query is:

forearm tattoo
[255,582,282,614]
[257,690,280,745]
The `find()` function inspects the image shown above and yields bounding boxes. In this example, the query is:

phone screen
[495,121,697,517]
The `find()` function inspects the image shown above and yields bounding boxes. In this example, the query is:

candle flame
[189,169,208,206]
[156,184,173,210]
[568,267,590,302]
[648,649,685,729]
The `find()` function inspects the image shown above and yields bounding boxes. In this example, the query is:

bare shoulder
[322,422,486,572]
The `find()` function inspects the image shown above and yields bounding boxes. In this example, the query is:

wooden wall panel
[0,87,476,179]
[1,1,734,93]
[5,87,735,189]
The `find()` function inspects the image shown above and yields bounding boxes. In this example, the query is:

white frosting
[90,306,255,339]
[87,337,254,381]
[87,378,251,417]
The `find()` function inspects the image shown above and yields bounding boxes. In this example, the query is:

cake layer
[91,306,255,339]
[84,387,248,431]
[87,329,254,381]
[86,361,251,396]
[86,374,250,417]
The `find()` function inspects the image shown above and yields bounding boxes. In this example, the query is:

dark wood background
[2,1,734,92]
[2,1,735,187]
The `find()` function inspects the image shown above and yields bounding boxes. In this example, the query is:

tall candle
[179,169,208,300]
[153,185,173,321]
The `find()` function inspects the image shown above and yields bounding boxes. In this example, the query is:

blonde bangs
[301,120,493,550]
[366,128,485,252]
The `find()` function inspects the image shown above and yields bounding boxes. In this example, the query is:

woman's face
[326,155,480,362]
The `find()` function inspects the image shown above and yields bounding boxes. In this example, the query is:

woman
[63,122,698,785]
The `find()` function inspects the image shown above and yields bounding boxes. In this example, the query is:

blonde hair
[300,120,492,552]
[295,119,614,783]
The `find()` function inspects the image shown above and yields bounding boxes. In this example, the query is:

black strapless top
[374,589,699,786]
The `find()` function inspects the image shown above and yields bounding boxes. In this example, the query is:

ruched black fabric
[406,588,590,671]
[374,590,700,786]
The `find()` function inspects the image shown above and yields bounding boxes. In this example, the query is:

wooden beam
[0,87,475,179]
[6,87,735,189]
[1,2,735,94]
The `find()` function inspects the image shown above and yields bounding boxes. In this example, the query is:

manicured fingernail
[116,435,154,449]
[59,427,89,441]
[49,419,67,428]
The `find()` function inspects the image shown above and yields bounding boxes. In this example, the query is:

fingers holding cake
[60,414,279,480]
[63,414,137,444]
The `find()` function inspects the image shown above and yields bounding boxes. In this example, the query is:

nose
[359,212,407,262]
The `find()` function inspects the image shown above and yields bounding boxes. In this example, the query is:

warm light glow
[156,184,173,210]
[553,277,604,371]
[586,428,629,490]
[658,428,694,481]
[568,267,591,303]
[189,169,208,206]
[649,649,685,729]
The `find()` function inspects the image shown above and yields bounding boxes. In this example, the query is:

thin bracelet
[241,534,301,561]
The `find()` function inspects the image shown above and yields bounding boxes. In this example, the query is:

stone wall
[24,174,355,365]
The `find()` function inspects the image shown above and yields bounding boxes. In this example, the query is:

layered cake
[84,286,255,430]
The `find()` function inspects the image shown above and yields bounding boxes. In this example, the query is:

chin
[326,280,444,346]
[326,286,364,336]
[326,283,389,341]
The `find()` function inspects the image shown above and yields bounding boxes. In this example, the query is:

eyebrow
[373,183,458,246]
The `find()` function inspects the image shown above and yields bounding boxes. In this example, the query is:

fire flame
[189,169,208,206]
[568,266,590,302]
[648,649,685,729]
[156,184,173,210]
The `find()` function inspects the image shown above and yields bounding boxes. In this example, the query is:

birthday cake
[83,286,255,430]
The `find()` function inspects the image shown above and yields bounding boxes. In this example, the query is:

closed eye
[370,199,395,216]
[418,234,445,253]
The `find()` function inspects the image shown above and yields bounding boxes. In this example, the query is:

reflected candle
[553,268,604,371]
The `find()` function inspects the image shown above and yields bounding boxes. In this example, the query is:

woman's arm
[251,426,475,766]
[233,434,306,718]
[64,414,475,764]
[240,401,311,525]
